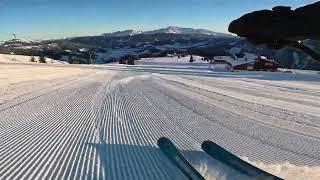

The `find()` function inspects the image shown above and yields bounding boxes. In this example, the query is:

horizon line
[0,25,232,41]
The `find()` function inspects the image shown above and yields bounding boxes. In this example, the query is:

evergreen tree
[127,56,135,65]
[39,56,47,63]
[127,57,134,65]
[30,56,36,62]
[68,56,74,64]
[119,58,126,64]
[189,55,194,62]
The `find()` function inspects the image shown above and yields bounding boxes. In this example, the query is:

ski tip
[157,137,170,146]
[202,141,227,155]
[157,137,179,158]
[201,140,216,151]
[157,137,175,152]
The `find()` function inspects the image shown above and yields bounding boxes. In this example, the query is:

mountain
[104,30,143,37]
[0,26,239,64]
[103,26,233,38]
[144,26,230,37]
[3,38,34,47]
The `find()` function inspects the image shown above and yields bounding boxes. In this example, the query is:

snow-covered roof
[214,52,257,66]
[79,48,89,52]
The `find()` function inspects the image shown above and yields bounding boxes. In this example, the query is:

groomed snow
[0,59,320,179]
[135,56,231,72]
[137,56,207,66]
[0,64,94,104]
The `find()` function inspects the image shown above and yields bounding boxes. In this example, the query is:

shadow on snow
[88,142,248,180]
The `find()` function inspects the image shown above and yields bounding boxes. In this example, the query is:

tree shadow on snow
[88,142,248,180]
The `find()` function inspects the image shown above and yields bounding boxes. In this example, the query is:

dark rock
[229,2,320,41]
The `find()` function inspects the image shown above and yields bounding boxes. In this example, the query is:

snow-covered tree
[30,56,36,62]
[39,56,47,63]
[189,55,194,62]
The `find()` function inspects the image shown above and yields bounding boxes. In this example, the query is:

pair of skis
[157,137,283,180]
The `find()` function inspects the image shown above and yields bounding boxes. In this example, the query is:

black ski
[157,137,205,180]
[202,141,283,180]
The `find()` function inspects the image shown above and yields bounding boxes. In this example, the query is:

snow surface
[0,54,68,64]
[0,64,93,104]
[0,59,320,179]
[135,56,231,72]
[134,54,257,73]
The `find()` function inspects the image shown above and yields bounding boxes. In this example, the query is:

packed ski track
[1,62,320,180]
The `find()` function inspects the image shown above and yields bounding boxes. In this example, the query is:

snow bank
[241,156,320,180]
[0,54,68,64]
[208,64,231,72]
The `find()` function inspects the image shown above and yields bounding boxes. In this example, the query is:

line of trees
[119,55,139,65]
[30,56,47,63]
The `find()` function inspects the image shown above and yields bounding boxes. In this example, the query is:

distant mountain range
[104,26,233,38]
[0,26,238,64]
[2,26,320,70]
[144,26,229,36]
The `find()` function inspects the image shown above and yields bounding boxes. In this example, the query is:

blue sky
[0,0,318,40]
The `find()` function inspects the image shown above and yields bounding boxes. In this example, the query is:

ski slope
[0,54,68,64]
[135,56,223,72]
[0,59,320,179]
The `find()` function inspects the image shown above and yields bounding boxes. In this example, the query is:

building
[233,56,282,71]
[232,61,255,71]
[252,57,283,71]
[213,53,282,71]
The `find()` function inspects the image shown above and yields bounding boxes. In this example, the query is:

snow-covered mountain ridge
[104,26,232,37]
